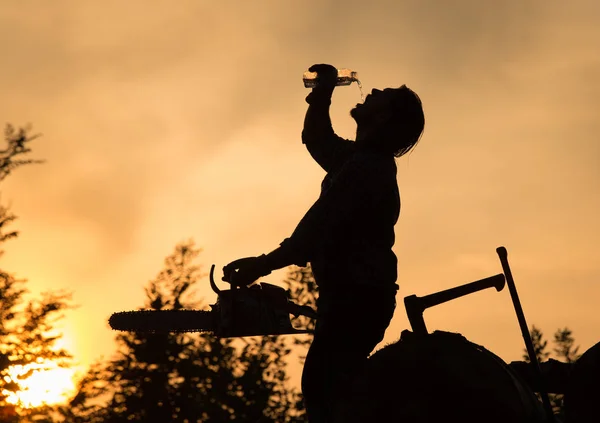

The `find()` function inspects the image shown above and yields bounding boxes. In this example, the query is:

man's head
[351,85,424,157]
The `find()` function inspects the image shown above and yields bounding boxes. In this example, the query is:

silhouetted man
[223,63,425,423]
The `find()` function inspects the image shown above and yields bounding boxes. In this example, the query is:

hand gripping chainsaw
[109,265,317,337]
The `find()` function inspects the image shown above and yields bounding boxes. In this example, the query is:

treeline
[5,239,317,422]
[52,241,316,423]
[521,325,581,421]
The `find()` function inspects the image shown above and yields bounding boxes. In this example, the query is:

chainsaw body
[109,264,317,337]
[211,282,315,337]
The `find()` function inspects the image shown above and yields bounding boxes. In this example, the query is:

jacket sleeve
[302,93,354,173]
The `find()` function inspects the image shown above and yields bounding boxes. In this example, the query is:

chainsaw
[109,264,317,337]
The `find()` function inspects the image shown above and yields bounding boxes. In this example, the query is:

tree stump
[340,330,546,423]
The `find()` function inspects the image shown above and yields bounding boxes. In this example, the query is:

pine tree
[523,325,550,363]
[553,327,580,363]
[65,241,304,422]
[0,124,75,422]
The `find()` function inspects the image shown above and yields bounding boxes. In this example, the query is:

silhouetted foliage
[523,325,550,364]
[279,265,320,422]
[282,265,317,366]
[51,361,109,423]
[553,327,580,364]
[0,124,44,183]
[525,325,582,419]
[524,325,582,365]
[67,241,304,422]
[0,124,76,422]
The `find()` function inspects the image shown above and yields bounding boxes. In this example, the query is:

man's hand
[308,63,338,90]
[306,63,338,104]
[222,255,271,287]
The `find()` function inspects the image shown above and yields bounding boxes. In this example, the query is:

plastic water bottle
[302,68,358,88]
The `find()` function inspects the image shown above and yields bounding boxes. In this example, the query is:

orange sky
[1,0,599,388]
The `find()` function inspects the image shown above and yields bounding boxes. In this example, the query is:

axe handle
[404,273,506,335]
[420,273,505,310]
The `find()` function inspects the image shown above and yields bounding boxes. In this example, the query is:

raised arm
[301,64,354,173]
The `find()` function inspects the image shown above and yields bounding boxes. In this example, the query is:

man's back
[312,146,399,290]
[283,139,400,291]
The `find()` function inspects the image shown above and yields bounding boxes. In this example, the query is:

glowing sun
[3,362,77,408]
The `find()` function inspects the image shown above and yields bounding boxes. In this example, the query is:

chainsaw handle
[210,265,222,294]
[212,263,256,295]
